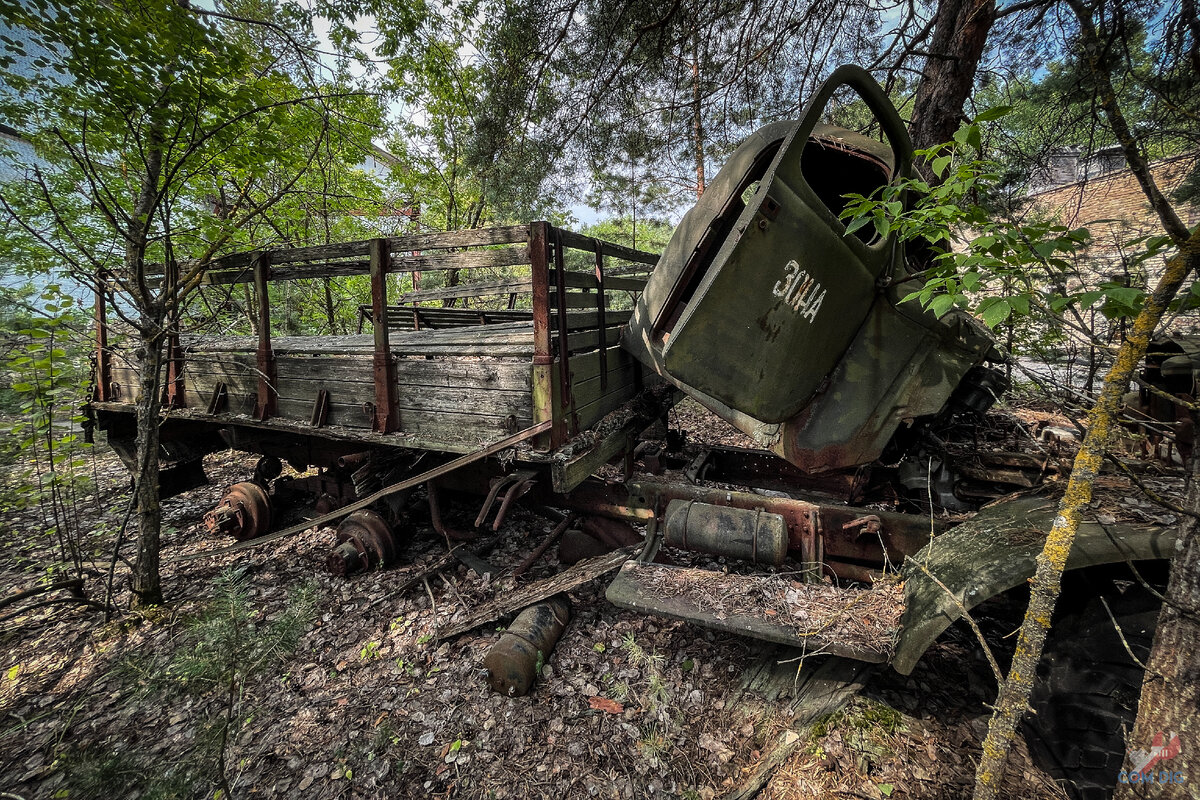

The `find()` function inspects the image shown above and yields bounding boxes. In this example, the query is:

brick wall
[1024,153,1200,282]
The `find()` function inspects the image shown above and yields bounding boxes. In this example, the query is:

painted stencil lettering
[770,259,825,323]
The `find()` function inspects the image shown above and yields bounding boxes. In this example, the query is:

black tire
[1024,577,1162,800]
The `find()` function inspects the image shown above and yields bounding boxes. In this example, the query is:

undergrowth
[59,569,319,799]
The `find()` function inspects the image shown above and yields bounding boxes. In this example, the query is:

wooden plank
[396,407,532,440]
[265,260,371,280]
[272,397,528,435]
[394,384,531,418]
[185,327,539,358]
[261,246,532,281]
[549,292,605,309]
[550,409,644,493]
[723,657,869,800]
[392,246,530,272]
[207,250,254,271]
[277,377,372,404]
[182,385,258,416]
[183,356,364,391]
[266,354,373,380]
[439,547,636,639]
[559,325,623,354]
[551,270,647,292]
[395,358,531,391]
[568,362,638,410]
[398,278,534,304]
[385,308,533,330]
[547,310,633,332]
[564,345,637,385]
[574,382,640,431]
[110,363,141,402]
[275,396,375,429]
[204,245,533,285]
[555,228,660,265]
[385,224,531,254]
[263,240,372,264]
[184,360,531,414]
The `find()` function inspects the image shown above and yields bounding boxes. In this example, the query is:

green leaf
[929,294,956,318]
[980,299,1011,328]
[964,125,982,154]
[843,216,871,237]
[878,783,894,796]
[973,105,1012,122]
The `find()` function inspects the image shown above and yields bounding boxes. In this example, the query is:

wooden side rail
[355,305,535,333]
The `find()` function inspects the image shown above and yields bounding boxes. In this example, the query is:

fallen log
[440,547,634,639]
[0,578,85,612]
[723,655,870,800]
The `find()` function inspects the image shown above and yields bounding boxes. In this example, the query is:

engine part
[327,509,400,577]
[947,365,1009,416]
[205,481,271,540]
[483,595,571,696]
[662,499,787,566]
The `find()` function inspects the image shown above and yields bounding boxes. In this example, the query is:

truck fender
[891,495,1177,675]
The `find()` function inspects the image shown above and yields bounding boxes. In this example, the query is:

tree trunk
[908,0,997,153]
[691,45,705,198]
[130,324,164,607]
[1114,450,1200,797]
[127,116,165,609]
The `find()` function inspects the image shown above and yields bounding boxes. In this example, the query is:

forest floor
[0,399,1180,800]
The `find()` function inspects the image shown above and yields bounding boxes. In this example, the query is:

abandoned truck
[86,66,1178,797]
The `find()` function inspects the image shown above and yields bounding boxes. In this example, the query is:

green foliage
[838,113,1174,336]
[118,571,317,696]
[170,572,317,689]
[579,216,673,257]
[57,746,207,800]
[0,282,96,576]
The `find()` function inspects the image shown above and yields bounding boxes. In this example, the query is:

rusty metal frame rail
[166,420,552,563]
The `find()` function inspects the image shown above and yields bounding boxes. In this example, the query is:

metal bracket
[206,382,228,415]
[634,513,663,565]
[310,389,330,427]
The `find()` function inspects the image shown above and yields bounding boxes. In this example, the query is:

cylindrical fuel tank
[483,595,571,697]
[663,499,787,565]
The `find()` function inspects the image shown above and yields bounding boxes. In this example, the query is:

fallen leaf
[588,696,624,714]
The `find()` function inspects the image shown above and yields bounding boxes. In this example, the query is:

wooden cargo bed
[93,222,658,458]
